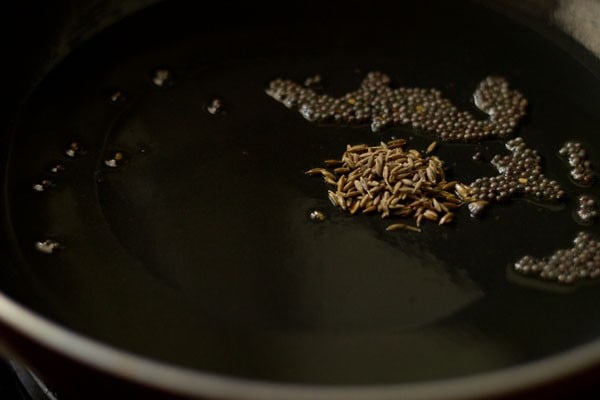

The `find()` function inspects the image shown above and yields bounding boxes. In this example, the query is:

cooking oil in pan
[5,0,600,386]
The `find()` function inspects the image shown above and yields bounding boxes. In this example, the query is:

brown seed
[386,223,421,233]
[439,212,454,225]
[334,167,350,174]
[328,190,338,206]
[323,176,337,186]
[350,201,361,214]
[324,159,342,166]
[335,192,346,208]
[416,214,424,226]
[423,210,438,221]
[426,141,438,154]
[442,181,457,191]
[363,205,377,213]
[426,166,436,183]
[347,144,368,153]
[455,183,472,200]
[305,167,327,176]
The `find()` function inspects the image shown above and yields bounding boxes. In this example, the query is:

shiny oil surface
[3,0,600,385]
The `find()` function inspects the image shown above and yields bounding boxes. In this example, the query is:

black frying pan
[1,0,600,398]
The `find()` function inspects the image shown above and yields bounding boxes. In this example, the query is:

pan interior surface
[3,0,600,385]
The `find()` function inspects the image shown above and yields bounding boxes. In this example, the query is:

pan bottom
[3,0,600,385]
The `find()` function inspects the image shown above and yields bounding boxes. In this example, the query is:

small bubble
[109,90,126,105]
[309,210,326,222]
[207,97,225,114]
[151,68,173,88]
[35,239,61,254]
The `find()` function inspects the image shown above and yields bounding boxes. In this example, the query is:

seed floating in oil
[467,200,489,217]
[559,141,593,186]
[469,137,565,203]
[50,163,65,174]
[306,138,470,228]
[32,179,53,192]
[514,232,600,284]
[151,68,173,87]
[309,210,326,221]
[303,74,322,87]
[35,239,61,254]
[65,142,83,158]
[472,151,484,162]
[207,97,225,114]
[575,194,597,224]
[266,72,527,141]
[109,90,126,104]
[105,151,124,168]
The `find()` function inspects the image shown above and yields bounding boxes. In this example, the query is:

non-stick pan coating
[2,0,600,388]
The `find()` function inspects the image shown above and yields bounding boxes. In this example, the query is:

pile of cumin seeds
[306,139,471,231]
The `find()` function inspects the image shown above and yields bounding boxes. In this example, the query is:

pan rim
[0,289,598,400]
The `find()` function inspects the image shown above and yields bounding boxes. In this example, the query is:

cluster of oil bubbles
[266,71,527,142]
[469,137,565,203]
[514,232,600,284]
[575,194,598,225]
[559,141,594,186]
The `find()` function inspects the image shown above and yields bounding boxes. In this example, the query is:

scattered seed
[109,90,126,104]
[426,141,438,154]
[35,239,61,254]
[65,142,82,158]
[386,223,421,233]
[50,164,65,174]
[207,97,225,114]
[309,210,326,221]
[152,68,173,87]
[32,179,53,192]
